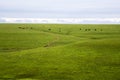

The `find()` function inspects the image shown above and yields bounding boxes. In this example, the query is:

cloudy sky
[0,0,120,23]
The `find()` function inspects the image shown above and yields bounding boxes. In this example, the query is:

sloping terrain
[0,24,120,80]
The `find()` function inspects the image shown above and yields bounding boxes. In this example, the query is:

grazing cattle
[18,27,22,29]
[88,29,91,31]
[85,29,87,31]
[48,28,51,31]
[44,44,49,47]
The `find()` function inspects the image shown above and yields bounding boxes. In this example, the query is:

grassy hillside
[0,24,120,80]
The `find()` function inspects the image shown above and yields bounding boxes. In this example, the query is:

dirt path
[44,36,60,47]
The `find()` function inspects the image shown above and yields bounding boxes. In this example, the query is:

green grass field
[0,24,120,80]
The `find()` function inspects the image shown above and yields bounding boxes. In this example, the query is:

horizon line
[0,17,120,24]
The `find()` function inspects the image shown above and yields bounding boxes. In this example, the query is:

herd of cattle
[18,27,103,32]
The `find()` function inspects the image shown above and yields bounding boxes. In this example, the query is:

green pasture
[0,24,120,80]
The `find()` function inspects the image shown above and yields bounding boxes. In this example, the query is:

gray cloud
[0,0,120,23]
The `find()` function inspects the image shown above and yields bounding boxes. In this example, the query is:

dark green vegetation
[0,24,120,80]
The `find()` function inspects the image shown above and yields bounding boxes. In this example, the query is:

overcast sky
[0,0,120,23]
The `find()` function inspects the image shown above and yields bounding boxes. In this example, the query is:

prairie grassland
[0,24,120,80]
